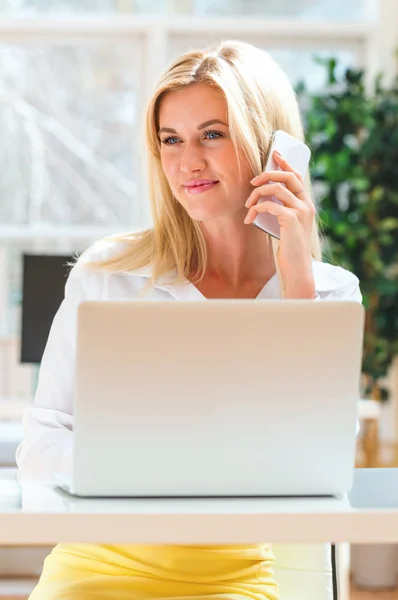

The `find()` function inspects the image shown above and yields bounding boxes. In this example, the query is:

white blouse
[16,238,362,478]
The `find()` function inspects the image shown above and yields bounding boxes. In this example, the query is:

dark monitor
[21,254,74,364]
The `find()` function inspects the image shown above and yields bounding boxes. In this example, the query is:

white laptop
[54,300,364,498]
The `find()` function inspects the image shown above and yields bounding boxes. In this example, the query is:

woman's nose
[179,144,206,174]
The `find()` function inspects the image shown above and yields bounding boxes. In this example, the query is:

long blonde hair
[90,40,322,292]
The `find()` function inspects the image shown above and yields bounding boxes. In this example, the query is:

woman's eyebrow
[158,119,228,135]
[197,119,228,130]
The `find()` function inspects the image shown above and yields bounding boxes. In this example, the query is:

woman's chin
[178,197,244,223]
[183,202,246,224]
[185,208,226,223]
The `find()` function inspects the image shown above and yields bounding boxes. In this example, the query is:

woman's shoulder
[66,234,149,299]
[78,235,131,265]
[312,259,361,299]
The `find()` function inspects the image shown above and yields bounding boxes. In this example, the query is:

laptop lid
[72,300,364,497]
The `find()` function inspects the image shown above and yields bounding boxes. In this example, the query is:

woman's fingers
[246,182,302,210]
[244,200,298,225]
[273,151,304,183]
[250,151,305,195]
[245,149,316,226]
[251,169,303,193]
[245,188,315,225]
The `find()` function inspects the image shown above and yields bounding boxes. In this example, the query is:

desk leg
[336,543,350,600]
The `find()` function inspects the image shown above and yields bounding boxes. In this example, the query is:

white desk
[1,468,398,546]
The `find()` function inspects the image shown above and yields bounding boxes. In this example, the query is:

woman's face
[158,83,254,223]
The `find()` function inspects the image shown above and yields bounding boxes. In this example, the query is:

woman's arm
[16,257,105,479]
[315,263,362,303]
[314,262,363,435]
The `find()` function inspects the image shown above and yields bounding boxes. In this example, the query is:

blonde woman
[17,40,361,600]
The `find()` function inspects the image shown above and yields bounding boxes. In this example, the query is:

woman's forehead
[158,84,227,125]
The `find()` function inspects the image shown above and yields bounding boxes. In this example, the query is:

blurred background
[0,0,397,598]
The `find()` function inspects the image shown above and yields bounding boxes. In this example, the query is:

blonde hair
[90,40,322,293]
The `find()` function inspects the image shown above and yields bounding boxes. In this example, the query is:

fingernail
[250,175,260,184]
[244,213,251,224]
[245,197,251,208]
[274,150,282,157]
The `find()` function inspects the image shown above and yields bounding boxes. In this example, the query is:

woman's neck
[203,223,275,287]
[190,221,276,298]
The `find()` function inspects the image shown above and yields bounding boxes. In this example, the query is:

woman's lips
[184,181,219,194]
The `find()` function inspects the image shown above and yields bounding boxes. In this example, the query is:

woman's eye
[161,131,223,145]
[205,130,223,140]
[161,137,179,145]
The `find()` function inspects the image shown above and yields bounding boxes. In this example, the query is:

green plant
[298,58,398,400]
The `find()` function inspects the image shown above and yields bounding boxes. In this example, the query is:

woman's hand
[244,150,316,299]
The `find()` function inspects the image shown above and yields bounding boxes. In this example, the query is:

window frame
[0,3,395,237]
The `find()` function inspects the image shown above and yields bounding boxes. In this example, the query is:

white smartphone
[253,130,311,239]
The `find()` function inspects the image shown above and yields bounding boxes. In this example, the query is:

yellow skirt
[29,544,279,599]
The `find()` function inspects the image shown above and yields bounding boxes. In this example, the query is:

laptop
[54,300,364,498]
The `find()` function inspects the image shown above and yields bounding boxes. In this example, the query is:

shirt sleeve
[315,263,363,304]
[16,259,105,480]
[313,262,363,436]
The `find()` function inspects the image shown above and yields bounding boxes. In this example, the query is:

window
[0,0,390,406]
[0,41,141,229]
[170,37,362,92]
[1,0,373,19]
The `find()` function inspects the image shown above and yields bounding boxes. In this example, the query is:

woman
[17,40,361,600]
